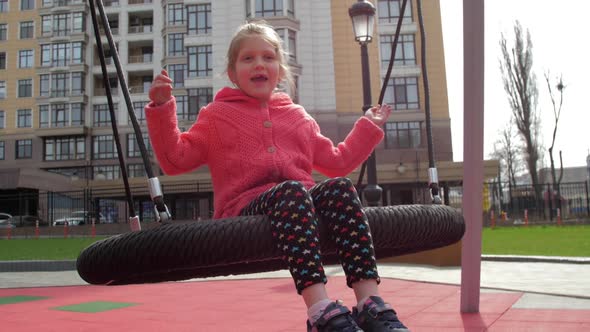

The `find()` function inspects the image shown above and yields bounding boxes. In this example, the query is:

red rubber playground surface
[2,276,589,331]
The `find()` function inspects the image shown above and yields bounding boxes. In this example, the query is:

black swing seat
[76,204,465,285]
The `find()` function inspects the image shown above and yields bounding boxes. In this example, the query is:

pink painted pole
[460,0,485,313]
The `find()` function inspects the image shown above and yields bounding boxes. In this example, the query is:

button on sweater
[145,87,385,219]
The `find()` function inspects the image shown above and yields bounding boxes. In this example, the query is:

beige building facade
[0,0,497,220]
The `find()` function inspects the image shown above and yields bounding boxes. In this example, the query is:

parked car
[0,213,15,229]
[53,211,105,226]
[11,215,48,227]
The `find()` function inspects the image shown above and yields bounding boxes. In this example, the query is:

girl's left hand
[364,104,392,126]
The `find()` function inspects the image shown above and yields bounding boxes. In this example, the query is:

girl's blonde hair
[226,20,295,95]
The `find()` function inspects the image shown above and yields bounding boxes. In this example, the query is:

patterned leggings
[240,177,380,294]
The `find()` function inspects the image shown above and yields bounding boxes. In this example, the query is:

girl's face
[229,36,281,103]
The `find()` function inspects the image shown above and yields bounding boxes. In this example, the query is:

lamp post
[349,0,381,206]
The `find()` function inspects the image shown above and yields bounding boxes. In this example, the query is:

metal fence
[2,180,588,228]
[448,180,590,224]
[0,181,214,226]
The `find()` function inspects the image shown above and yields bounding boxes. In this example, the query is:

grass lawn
[0,237,108,261]
[482,224,590,257]
[0,225,589,260]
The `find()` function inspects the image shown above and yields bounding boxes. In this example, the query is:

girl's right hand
[149,69,173,105]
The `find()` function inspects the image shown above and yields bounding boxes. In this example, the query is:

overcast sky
[439,0,590,168]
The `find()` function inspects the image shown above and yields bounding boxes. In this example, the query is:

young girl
[146,21,408,332]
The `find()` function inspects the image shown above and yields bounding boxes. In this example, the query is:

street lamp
[349,0,382,206]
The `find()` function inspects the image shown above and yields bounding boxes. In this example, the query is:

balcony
[129,54,153,64]
[104,0,120,7]
[128,41,153,65]
[94,87,119,97]
[128,25,153,34]
[129,0,152,4]
[128,12,153,35]
[128,72,152,95]
[94,74,119,97]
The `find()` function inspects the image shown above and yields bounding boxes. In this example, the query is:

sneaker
[307,300,363,332]
[353,296,409,332]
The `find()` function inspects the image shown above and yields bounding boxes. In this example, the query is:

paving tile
[0,295,49,305]
[498,308,590,323]
[0,275,588,331]
[52,301,138,313]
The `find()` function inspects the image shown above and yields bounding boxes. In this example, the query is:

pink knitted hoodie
[145,87,384,219]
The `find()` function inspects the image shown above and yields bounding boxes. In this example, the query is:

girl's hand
[364,104,392,126]
[149,69,173,105]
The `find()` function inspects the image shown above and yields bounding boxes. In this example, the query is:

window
[0,141,4,160]
[0,24,7,41]
[129,101,148,125]
[53,13,69,36]
[257,0,283,17]
[385,122,422,149]
[72,12,85,33]
[93,104,116,127]
[39,75,50,97]
[128,164,145,178]
[92,135,115,159]
[18,79,32,98]
[20,21,34,39]
[105,16,119,34]
[39,105,49,127]
[175,95,189,120]
[168,64,186,88]
[287,30,296,62]
[276,28,297,62]
[251,0,292,17]
[167,33,185,56]
[384,77,419,110]
[16,140,33,159]
[51,73,68,97]
[378,0,413,24]
[127,133,152,157]
[0,81,6,99]
[0,52,5,69]
[0,110,4,128]
[19,50,34,68]
[187,45,212,77]
[0,0,8,12]
[142,76,151,93]
[380,34,415,66]
[44,136,85,161]
[71,103,84,126]
[40,45,51,66]
[187,88,212,120]
[21,0,34,10]
[42,16,52,35]
[187,4,211,35]
[71,42,84,64]
[94,165,119,180]
[167,3,185,26]
[17,109,32,128]
[52,103,68,127]
[40,104,84,127]
[52,43,69,67]
[71,72,84,95]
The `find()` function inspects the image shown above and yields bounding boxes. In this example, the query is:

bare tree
[491,120,521,187]
[491,119,523,212]
[544,72,565,210]
[499,21,542,202]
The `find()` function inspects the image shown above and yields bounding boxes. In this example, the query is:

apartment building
[0,0,494,219]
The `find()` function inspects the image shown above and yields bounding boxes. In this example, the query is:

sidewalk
[2,259,590,331]
[1,259,589,301]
